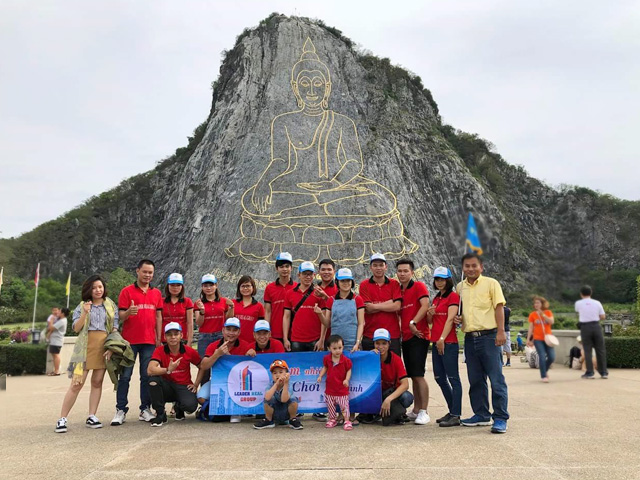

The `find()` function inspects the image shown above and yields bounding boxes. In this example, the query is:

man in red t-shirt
[282,262,327,352]
[147,322,201,426]
[250,320,285,354]
[263,252,296,342]
[112,259,164,426]
[317,259,338,347]
[396,258,431,425]
[358,253,402,355]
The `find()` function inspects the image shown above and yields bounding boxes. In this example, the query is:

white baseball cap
[276,252,293,263]
[298,261,316,273]
[370,253,387,263]
[372,328,391,342]
[224,317,241,329]
[254,320,271,332]
[201,274,217,284]
[167,273,184,284]
[164,322,182,333]
[433,267,452,279]
[336,268,354,280]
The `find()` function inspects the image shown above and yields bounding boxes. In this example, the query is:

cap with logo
[164,322,183,333]
[370,253,387,264]
[201,274,217,284]
[254,320,271,332]
[270,359,289,372]
[167,273,184,285]
[372,328,391,342]
[275,252,293,263]
[335,268,354,281]
[433,267,452,279]
[224,317,241,329]
[298,261,316,273]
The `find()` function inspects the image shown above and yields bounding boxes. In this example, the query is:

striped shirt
[73,303,119,331]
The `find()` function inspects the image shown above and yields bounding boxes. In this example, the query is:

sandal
[325,419,338,428]
[343,421,353,431]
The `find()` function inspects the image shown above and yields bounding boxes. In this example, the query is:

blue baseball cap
[254,320,271,332]
[276,252,293,263]
[298,261,316,273]
[372,328,391,342]
[224,317,241,329]
[201,274,217,284]
[167,273,184,285]
[164,322,182,333]
[433,267,452,279]
[335,268,354,281]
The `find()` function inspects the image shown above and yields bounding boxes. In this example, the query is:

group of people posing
[54,251,513,434]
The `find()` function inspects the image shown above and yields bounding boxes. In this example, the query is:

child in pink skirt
[317,334,353,430]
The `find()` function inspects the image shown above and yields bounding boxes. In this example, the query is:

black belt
[465,328,497,337]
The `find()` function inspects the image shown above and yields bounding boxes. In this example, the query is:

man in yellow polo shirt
[455,253,509,434]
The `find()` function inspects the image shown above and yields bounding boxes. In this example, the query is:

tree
[104,268,136,302]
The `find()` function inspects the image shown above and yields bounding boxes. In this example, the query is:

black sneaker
[253,418,275,429]
[151,413,167,427]
[312,413,327,421]
[436,413,451,424]
[439,415,461,427]
[296,412,304,418]
[175,406,185,421]
[289,417,304,430]
[357,414,376,424]
[55,417,68,433]
[85,415,103,429]
[505,362,511,367]
[581,373,595,380]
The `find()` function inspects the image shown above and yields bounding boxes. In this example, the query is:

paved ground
[2,348,640,480]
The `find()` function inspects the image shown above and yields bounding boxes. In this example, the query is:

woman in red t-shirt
[526,296,555,383]
[161,273,194,345]
[233,275,265,343]
[426,267,462,427]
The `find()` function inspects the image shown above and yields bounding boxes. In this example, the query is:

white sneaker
[85,415,103,429]
[110,409,126,426]
[55,417,68,433]
[406,410,419,420]
[230,415,242,423]
[415,410,431,425]
[139,408,154,422]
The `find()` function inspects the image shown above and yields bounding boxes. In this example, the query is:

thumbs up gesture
[128,300,139,316]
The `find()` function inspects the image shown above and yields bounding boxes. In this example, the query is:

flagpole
[0,266,4,296]
[31,263,40,331]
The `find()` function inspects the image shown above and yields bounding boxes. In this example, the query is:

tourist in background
[575,286,608,379]
[55,275,119,433]
[47,307,69,376]
[502,305,512,366]
[526,296,555,383]
[161,273,194,345]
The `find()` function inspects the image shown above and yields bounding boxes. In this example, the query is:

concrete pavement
[1,347,640,480]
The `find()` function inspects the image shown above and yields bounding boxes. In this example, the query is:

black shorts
[401,336,429,377]
[361,337,401,356]
[49,345,62,354]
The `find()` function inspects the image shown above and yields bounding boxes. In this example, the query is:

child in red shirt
[317,335,353,430]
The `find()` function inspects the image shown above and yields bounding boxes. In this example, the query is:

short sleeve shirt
[529,310,553,341]
[284,285,326,342]
[49,318,68,347]
[263,279,296,339]
[199,297,230,333]
[323,353,352,396]
[204,337,252,357]
[430,291,460,344]
[253,339,286,354]
[150,344,201,385]
[359,277,402,339]
[320,282,339,338]
[574,299,605,323]
[161,297,194,342]
[399,280,430,341]
[380,351,408,391]
[118,283,164,345]
[233,298,266,343]
[456,276,506,333]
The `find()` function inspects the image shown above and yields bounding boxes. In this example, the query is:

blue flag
[465,213,483,255]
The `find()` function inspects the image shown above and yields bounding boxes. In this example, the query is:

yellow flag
[65,272,71,296]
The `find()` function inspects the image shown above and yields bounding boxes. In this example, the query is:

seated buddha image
[225,38,418,265]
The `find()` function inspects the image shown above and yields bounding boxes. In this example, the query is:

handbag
[538,312,559,347]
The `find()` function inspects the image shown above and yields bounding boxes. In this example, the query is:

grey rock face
[10,15,640,297]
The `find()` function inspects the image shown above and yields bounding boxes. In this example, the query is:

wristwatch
[409,320,416,326]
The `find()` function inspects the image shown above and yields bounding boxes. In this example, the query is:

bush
[0,343,47,375]
[605,337,640,368]
[0,329,10,340]
[10,330,29,343]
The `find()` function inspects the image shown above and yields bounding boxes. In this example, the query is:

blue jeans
[533,340,556,378]
[432,343,463,416]
[116,343,155,413]
[197,332,222,384]
[464,332,509,421]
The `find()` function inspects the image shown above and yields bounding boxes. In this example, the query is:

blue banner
[209,351,381,415]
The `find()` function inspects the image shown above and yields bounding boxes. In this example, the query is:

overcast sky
[1,0,638,239]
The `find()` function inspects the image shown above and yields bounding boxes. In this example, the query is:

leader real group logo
[227,361,269,408]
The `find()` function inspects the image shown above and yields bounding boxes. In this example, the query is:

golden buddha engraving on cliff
[225,38,418,265]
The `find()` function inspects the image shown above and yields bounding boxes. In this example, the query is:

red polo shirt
[233,298,265,343]
[430,291,460,343]
[323,353,352,396]
[400,280,430,341]
[380,351,408,391]
[150,344,201,386]
[319,281,338,339]
[284,285,326,342]
[199,297,230,333]
[118,283,164,345]
[204,337,252,357]
[252,338,285,354]
[263,278,296,339]
[358,277,402,339]
[161,297,194,342]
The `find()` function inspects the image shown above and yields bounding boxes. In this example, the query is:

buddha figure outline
[225,38,418,265]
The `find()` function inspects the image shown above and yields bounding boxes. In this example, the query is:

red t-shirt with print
[399,280,430,341]
[323,353,352,396]
[263,278,296,339]
[150,344,201,386]
[358,277,402,339]
[161,297,194,342]
[284,285,326,342]
[118,283,164,345]
[430,291,460,344]
[233,298,265,343]
[199,297,230,333]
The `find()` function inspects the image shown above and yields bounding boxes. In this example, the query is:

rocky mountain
[5,14,640,297]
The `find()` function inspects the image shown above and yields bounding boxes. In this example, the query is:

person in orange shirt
[526,296,556,383]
